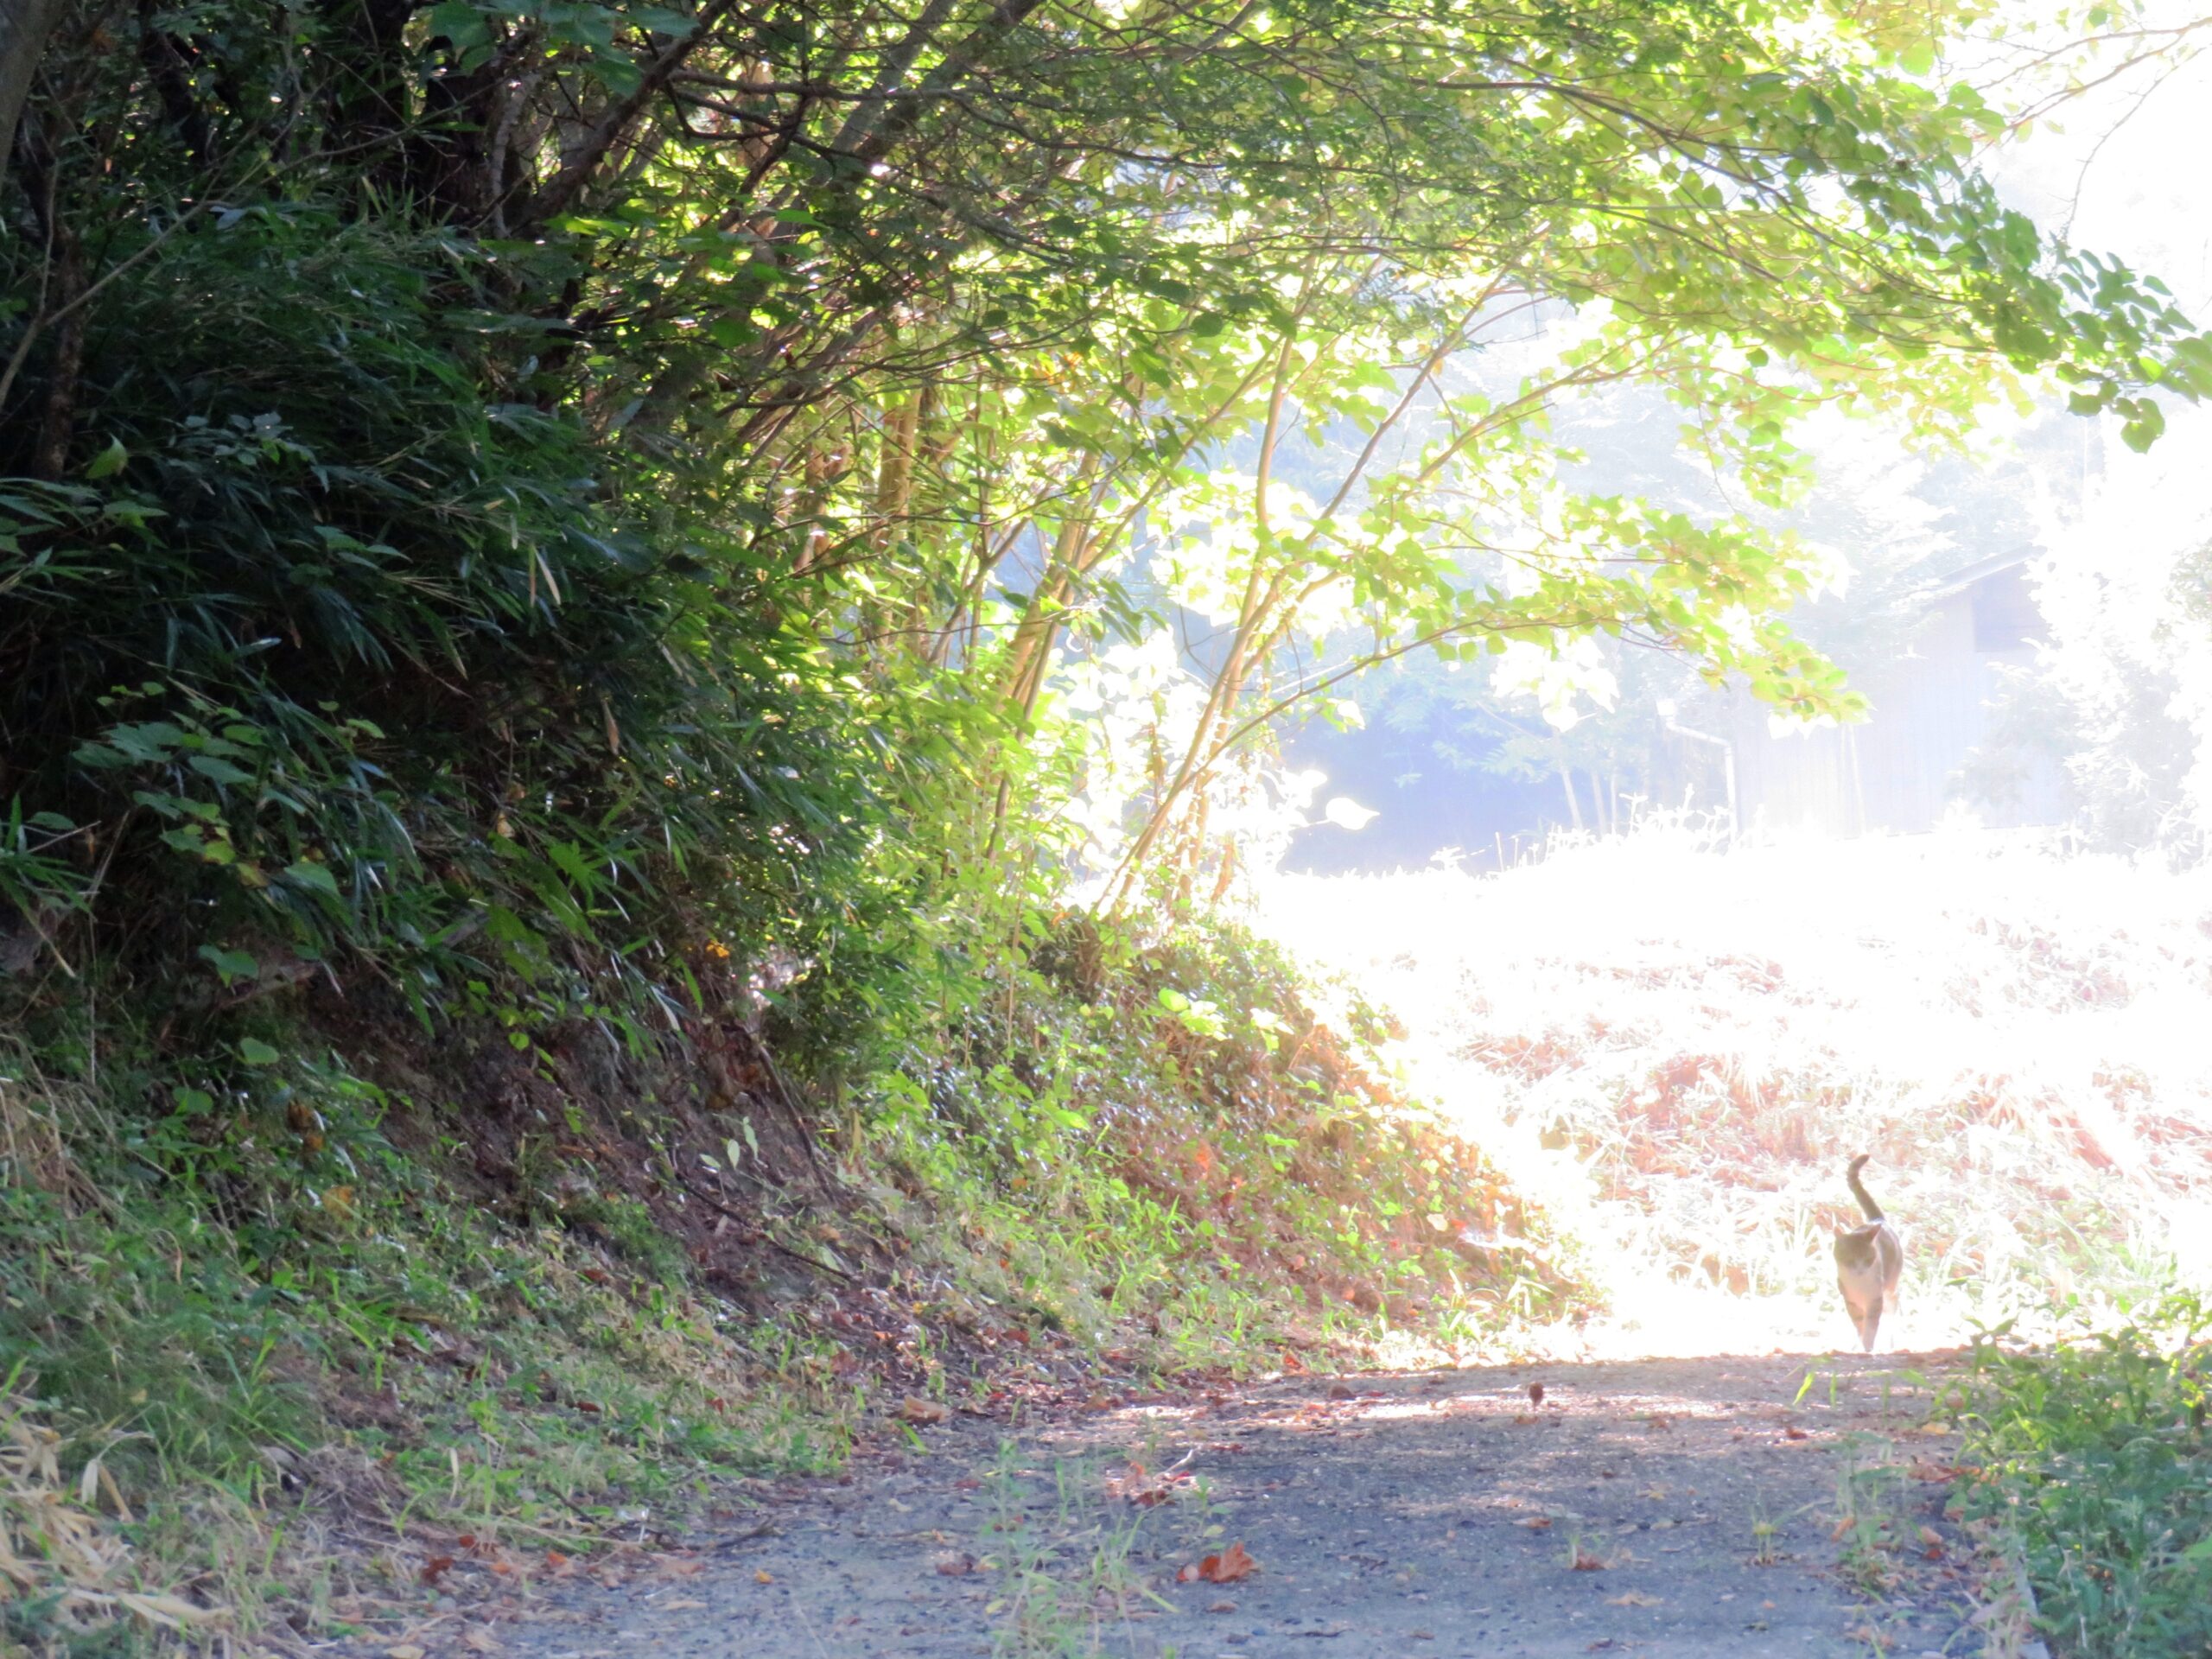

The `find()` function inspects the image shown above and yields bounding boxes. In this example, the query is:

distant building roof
[1916,549,2035,602]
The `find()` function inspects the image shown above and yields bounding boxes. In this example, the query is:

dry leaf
[754,1569,774,1584]
[1783,1426,1810,1441]
[897,1397,950,1427]
[385,1648,427,1659]
[1206,1599,1238,1613]
[933,1552,977,1576]
[1518,1516,1554,1530]
[1569,1545,1606,1570]
[1193,1541,1257,1583]
[461,1634,501,1655]
[1607,1590,1662,1607]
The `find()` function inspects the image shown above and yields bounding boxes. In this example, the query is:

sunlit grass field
[1259,819,2212,1359]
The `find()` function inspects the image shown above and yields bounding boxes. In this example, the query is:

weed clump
[1955,1294,2212,1658]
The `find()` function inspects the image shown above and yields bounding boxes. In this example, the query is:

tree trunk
[0,0,67,179]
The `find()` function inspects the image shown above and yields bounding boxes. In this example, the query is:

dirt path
[500,1351,1995,1658]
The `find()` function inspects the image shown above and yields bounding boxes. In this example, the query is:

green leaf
[283,860,341,896]
[85,439,128,480]
[198,944,260,985]
[238,1037,282,1066]
[188,754,257,787]
[426,0,493,61]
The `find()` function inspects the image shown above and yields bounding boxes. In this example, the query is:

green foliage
[7,0,2210,1014]
[1958,1297,2212,1658]
[1,204,881,1030]
[866,916,1560,1363]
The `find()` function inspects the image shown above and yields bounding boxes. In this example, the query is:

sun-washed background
[1260,821,2212,1360]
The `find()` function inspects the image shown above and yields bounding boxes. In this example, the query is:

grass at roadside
[1954,1295,2212,1658]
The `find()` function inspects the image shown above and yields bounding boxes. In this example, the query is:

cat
[1833,1154,1904,1352]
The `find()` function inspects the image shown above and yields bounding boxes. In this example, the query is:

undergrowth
[0,916,1552,1654]
[1955,1294,2212,1658]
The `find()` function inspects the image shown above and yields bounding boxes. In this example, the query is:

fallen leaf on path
[1569,1544,1606,1570]
[1180,1541,1257,1583]
[754,1569,774,1583]
[1607,1590,1661,1606]
[897,1397,949,1426]
[933,1552,978,1576]
[1206,1599,1237,1613]
[1783,1426,1810,1440]
[421,1554,456,1585]
[385,1649,427,1659]
[1517,1516,1553,1530]
[461,1633,500,1655]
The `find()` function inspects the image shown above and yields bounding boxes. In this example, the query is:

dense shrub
[1,204,889,1028]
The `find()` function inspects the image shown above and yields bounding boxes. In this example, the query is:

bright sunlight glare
[1257,820,2212,1363]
